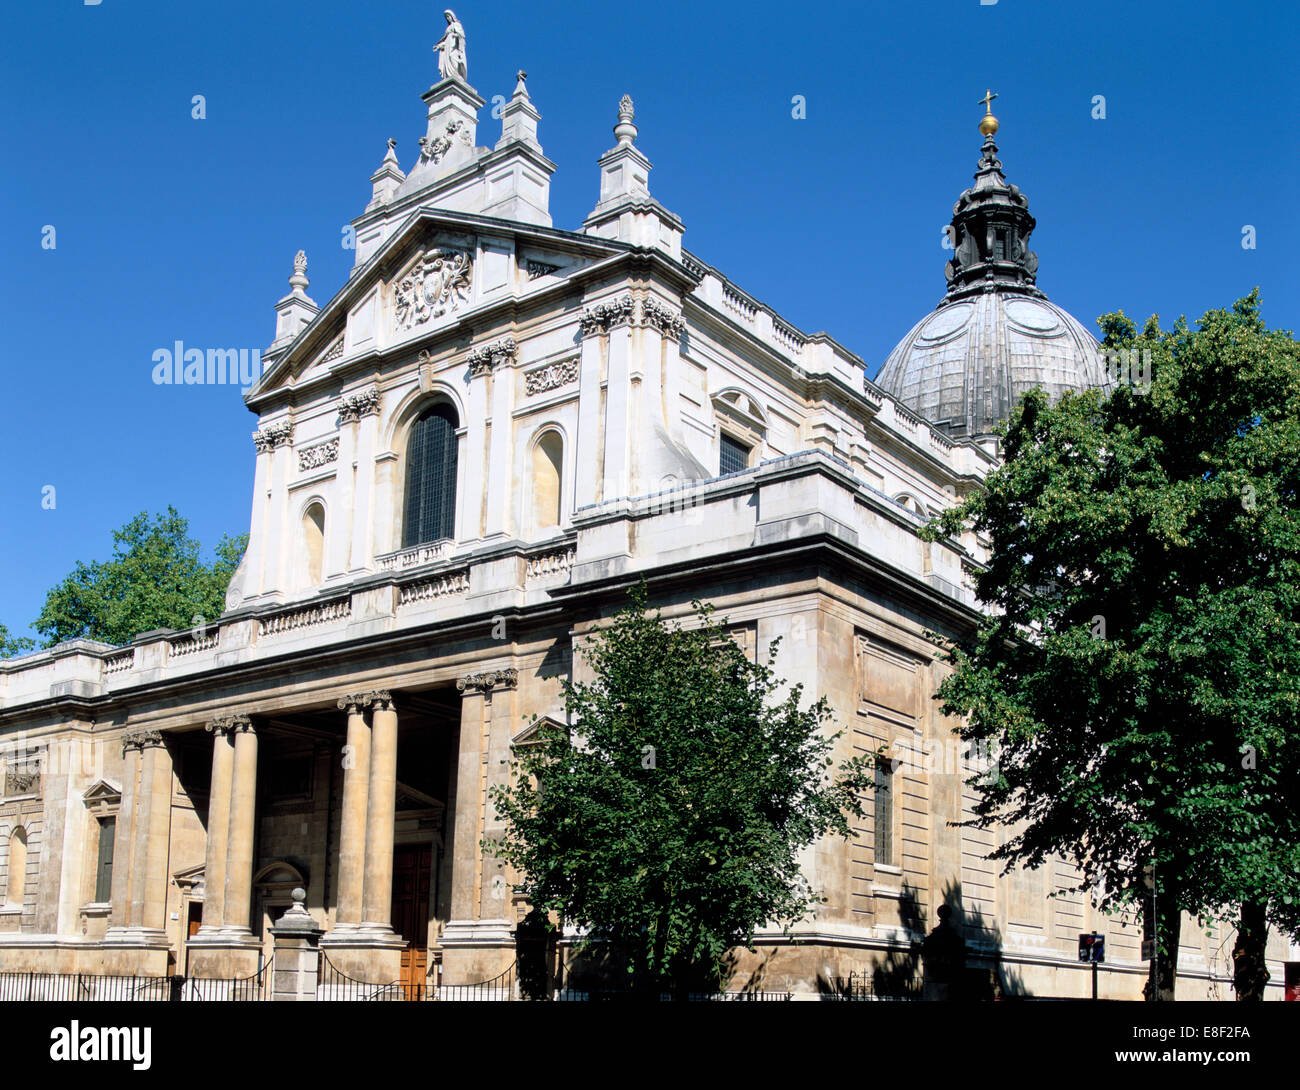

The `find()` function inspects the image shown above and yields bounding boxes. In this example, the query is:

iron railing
[0,960,273,1002]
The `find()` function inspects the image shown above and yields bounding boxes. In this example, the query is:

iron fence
[0,960,273,1002]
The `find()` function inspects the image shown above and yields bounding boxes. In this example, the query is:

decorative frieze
[394,247,472,329]
[397,569,469,606]
[579,294,636,336]
[336,386,381,425]
[298,437,340,472]
[523,357,579,396]
[258,596,352,638]
[466,335,518,377]
[252,421,294,453]
[641,297,686,339]
[3,760,41,797]
[456,668,519,695]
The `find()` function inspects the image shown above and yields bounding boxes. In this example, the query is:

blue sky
[1,0,1296,644]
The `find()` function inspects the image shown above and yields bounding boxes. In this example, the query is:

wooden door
[392,845,432,997]
[183,901,203,977]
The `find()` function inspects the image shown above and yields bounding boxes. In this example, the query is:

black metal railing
[434,959,514,1001]
[0,962,273,1002]
[317,952,422,1001]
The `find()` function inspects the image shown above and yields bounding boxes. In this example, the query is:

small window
[94,817,115,903]
[6,827,27,906]
[873,759,894,868]
[719,433,750,476]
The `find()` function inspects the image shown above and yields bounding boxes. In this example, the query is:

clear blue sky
[1,0,1296,644]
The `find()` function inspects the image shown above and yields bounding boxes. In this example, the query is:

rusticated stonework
[466,336,518,377]
[523,356,578,396]
[394,247,472,329]
[298,438,340,472]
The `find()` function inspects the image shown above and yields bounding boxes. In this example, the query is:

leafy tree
[0,623,35,659]
[924,290,1300,1001]
[489,586,872,998]
[33,507,247,648]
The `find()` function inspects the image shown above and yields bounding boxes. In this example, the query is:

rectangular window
[94,817,115,903]
[719,433,750,476]
[873,758,894,867]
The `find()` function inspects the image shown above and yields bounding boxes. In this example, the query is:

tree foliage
[489,586,872,996]
[32,507,247,648]
[923,290,1300,999]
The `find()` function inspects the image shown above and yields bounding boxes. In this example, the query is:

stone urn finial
[614,94,637,146]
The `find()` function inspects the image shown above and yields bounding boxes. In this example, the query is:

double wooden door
[391,844,432,997]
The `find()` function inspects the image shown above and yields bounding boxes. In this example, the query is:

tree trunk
[1232,901,1270,1002]
[1144,895,1181,1001]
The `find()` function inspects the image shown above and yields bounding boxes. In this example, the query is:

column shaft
[201,724,235,930]
[108,741,142,928]
[335,699,371,926]
[361,694,398,926]
[139,738,174,932]
[127,743,154,927]
[450,691,485,920]
[223,722,259,932]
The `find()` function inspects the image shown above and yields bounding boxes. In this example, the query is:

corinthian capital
[207,714,253,737]
[122,727,164,754]
[456,668,519,695]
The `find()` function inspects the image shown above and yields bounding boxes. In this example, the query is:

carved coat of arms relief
[394,246,472,330]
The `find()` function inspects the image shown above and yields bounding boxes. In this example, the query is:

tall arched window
[302,502,325,585]
[531,431,563,531]
[6,827,26,907]
[402,403,459,547]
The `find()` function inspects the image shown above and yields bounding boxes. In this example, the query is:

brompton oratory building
[0,21,1293,998]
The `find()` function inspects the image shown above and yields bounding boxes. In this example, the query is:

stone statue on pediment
[435,9,468,83]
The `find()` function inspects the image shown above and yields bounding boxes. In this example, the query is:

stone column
[137,732,174,934]
[361,691,398,930]
[107,735,142,929]
[222,716,259,934]
[334,694,372,928]
[441,669,517,983]
[198,718,235,933]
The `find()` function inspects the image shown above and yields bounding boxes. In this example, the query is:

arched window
[531,431,563,530]
[402,403,459,547]
[6,827,26,907]
[302,502,325,585]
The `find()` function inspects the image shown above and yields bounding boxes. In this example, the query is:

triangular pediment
[82,778,122,803]
[512,715,564,747]
[247,209,631,407]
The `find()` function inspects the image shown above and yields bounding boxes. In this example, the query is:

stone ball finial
[291,886,306,905]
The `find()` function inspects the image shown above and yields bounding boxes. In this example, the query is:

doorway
[392,844,432,996]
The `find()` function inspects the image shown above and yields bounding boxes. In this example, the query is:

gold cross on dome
[978,89,999,114]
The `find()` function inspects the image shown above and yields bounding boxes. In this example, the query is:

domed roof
[875,100,1112,438]
[877,292,1110,438]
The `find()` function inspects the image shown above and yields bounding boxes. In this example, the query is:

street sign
[1078,932,1105,963]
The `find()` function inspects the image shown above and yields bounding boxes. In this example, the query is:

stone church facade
[0,24,1293,998]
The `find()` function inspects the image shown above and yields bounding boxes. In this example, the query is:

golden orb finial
[978,88,999,136]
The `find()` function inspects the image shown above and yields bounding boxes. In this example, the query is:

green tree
[924,290,1300,1001]
[33,507,247,648]
[489,587,871,998]
[0,623,35,659]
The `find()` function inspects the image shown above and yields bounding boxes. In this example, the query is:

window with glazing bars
[873,757,894,867]
[95,817,115,903]
[402,404,459,547]
[719,433,750,476]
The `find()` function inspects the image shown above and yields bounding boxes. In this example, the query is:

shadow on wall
[816,880,1030,999]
